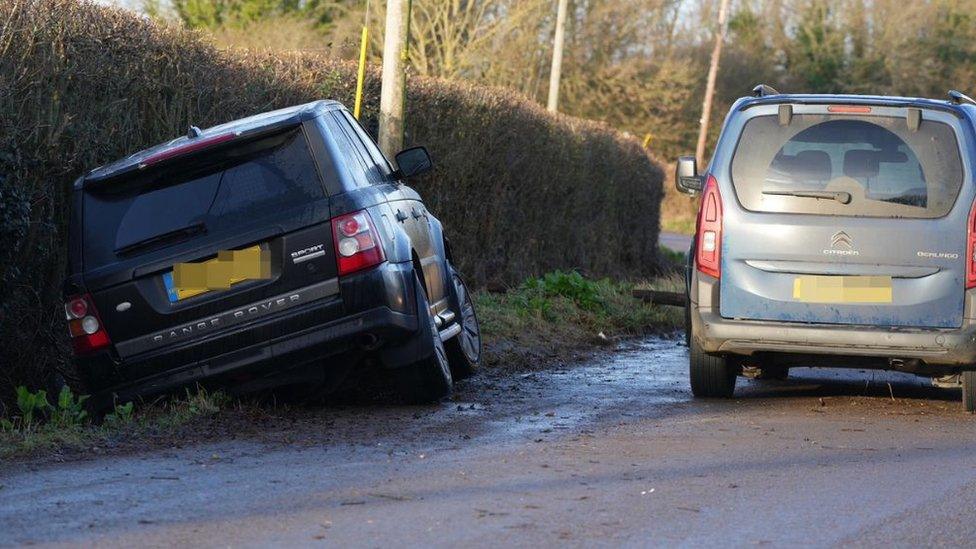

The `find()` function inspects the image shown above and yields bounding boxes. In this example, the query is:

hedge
[0,0,664,403]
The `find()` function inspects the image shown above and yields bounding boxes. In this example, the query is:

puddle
[450,337,691,441]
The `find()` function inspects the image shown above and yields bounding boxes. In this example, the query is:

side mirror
[675,156,703,195]
[394,146,433,180]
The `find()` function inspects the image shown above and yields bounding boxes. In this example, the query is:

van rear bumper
[695,307,976,366]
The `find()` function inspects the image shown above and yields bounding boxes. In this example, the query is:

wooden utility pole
[379,0,408,157]
[546,0,569,113]
[695,0,730,166]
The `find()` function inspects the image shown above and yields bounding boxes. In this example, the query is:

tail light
[695,174,723,279]
[967,199,976,289]
[332,210,386,276]
[64,294,111,355]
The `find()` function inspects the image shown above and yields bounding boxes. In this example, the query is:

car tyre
[445,267,482,380]
[963,371,976,413]
[394,274,453,403]
[689,332,737,398]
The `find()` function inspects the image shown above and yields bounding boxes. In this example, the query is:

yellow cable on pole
[353,0,370,120]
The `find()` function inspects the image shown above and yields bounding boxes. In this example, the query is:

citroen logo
[830,231,853,249]
[824,231,859,256]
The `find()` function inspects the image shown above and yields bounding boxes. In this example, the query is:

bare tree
[405,0,549,80]
[695,0,730,166]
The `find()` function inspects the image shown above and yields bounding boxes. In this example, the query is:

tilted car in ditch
[63,101,482,408]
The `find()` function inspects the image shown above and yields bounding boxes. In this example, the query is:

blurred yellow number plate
[792,275,892,304]
[172,246,271,300]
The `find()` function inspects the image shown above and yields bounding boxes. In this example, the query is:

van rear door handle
[395,209,408,222]
[411,207,422,219]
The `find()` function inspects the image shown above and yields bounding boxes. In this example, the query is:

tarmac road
[658,231,692,254]
[3,337,976,548]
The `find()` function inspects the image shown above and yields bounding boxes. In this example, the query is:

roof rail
[752,84,780,97]
[948,90,976,106]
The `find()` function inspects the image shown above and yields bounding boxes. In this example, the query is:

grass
[0,387,233,460]
[475,271,682,371]
[0,271,682,461]
[661,215,696,235]
[658,245,688,270]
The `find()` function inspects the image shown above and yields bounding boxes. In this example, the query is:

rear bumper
[695,309,976,365]
[78,261,422,407]
[691,274,976,366]
[89,304,417,408]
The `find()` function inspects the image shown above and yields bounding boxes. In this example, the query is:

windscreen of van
[82,129,324,269]
[730,114,964,218]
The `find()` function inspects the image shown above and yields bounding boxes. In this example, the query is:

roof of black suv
[80,100,341,188]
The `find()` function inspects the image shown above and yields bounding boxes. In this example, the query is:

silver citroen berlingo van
[677,86,976,411]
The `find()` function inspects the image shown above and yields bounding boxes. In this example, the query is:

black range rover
[63,101,481,407]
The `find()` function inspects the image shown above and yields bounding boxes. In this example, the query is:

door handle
[411,207,422,219]
[395,209,408,222]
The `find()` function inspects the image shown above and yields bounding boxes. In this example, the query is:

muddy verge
[1,331,683,467]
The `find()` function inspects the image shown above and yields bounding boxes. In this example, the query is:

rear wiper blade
[762,189,852,204]
[115,222,206,256]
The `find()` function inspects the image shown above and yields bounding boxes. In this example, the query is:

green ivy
[523,271,606,313]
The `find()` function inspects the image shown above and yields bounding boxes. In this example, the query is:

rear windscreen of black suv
[730,114,964,218]
[82,129,324,270]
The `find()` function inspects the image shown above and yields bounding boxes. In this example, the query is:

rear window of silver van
[730,114,963,218]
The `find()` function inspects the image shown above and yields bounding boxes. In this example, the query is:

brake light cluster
[827,105,872,114]
[141,133,237,167]
[967,200,976,289]
[64,294,112,355]
[695,175,723,279]
[332,210,386,276]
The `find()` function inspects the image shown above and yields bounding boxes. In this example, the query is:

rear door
[716,103,973,328]
[81,126,338,358]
